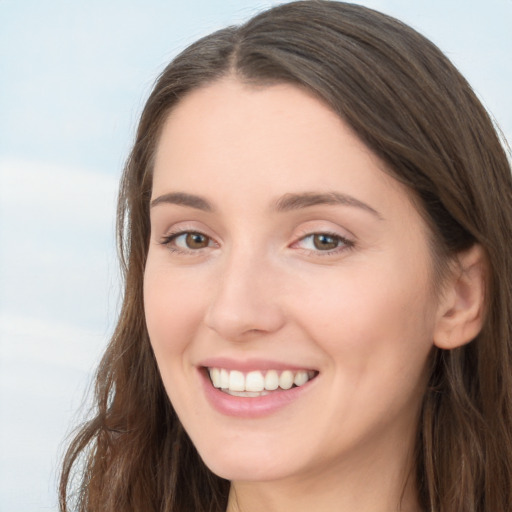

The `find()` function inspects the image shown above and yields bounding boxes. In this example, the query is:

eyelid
[159,225,219,254]
[159,220,217,241]
[157,222,355,257]
[162,230,212,245]
[291,229,355,256]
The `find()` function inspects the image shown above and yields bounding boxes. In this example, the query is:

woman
[60,1,512,511]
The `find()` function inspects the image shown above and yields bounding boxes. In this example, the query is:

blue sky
[0,1,510,510]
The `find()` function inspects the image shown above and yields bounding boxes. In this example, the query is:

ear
[433,244,487,350]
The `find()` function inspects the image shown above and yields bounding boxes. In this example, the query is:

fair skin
[144,78,485,512]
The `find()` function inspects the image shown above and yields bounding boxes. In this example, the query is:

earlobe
[433,244,487,350]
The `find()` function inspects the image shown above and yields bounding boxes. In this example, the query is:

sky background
[0,1,510,510]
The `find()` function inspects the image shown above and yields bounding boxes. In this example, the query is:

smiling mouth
[206,368,318,397]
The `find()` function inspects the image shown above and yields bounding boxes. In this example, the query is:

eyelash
[159,230,354,257]
[159,230,216,255]
[292,231,354,256]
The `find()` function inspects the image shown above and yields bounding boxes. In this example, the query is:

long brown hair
[60,2,512,511]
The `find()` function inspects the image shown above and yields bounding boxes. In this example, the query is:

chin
[205,459,291,483]
[195,437,300,482]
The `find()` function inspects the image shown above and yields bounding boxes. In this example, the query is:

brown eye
[162,231,213,252]
[185,232,210,249]
[312,234,340,250]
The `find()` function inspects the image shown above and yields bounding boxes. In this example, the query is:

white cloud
[0,158,118,225]
[0,158,119,512]
[0,313,104,512]
[0,158,121,327]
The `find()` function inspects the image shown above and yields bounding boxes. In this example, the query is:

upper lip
[198,357,318,373]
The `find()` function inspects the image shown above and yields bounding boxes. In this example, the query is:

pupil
[313,234,338,250]
[186,233,208,249]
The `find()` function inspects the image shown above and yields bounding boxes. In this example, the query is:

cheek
[143,261,211,420]
[143,261,207,358]
[290,260,436,393]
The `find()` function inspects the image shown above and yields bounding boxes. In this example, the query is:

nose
[204,249,286,341]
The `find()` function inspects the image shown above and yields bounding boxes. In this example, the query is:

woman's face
[144,78,443,484]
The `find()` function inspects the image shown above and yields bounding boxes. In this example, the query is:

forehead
[151,78,415,219]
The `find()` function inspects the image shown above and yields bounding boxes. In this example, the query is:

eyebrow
[150,190,381,218]
[273,192,382,218]
[150,192,214,211]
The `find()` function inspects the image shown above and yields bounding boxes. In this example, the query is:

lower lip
[200,369,316,418]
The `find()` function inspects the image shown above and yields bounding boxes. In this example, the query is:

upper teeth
[208,368,315,393]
